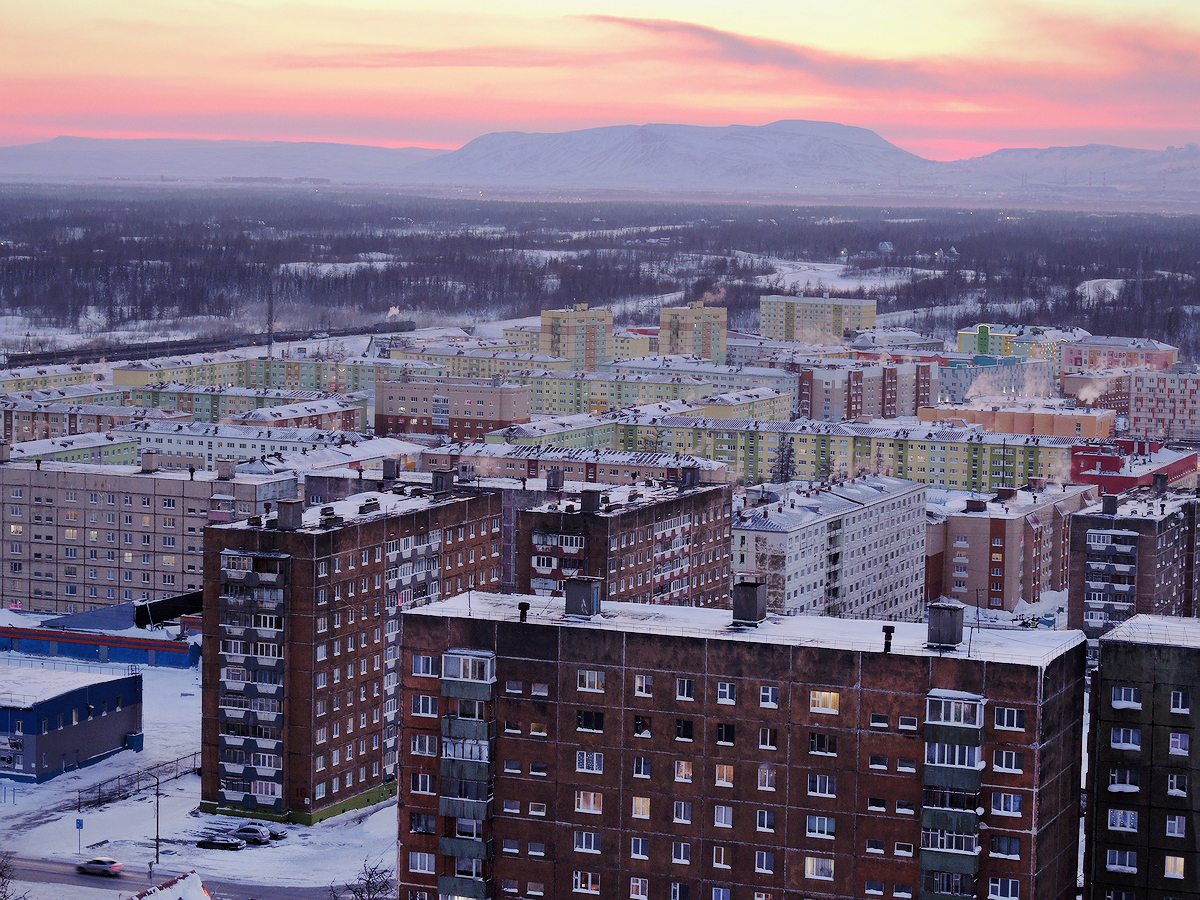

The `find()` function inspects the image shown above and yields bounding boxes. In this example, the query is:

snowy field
[1,654,396,899]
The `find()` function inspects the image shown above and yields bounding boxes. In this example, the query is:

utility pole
[154,774,161,864]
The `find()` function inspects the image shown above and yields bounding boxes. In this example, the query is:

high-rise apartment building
[733,476,926,619]
[539,304,614,371]
[515,477,733,608]
[1067,488,1200,647]
[660,301,727,364]
[0,452,297,614]
[759,294,875,343]
[200,487,503,823]
[1085,614,1200,897]
[375,376,531,441]
[396,593,1085,900]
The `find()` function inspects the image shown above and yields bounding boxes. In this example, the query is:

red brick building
[376,376,531,442]
[396,592,1086,900]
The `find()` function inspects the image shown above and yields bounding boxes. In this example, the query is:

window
[808,773,836,797]
[572,871,600,894]
[675,760,693,783]
[715,763,733,786]
[529,802,547,816]
[716,722,735,744]
[1170,732,1190,755]
[927,697,981,725]
[410,812,436,834]
[630,878,648,900]
[714,804,732,828]
[1165,855,1185,879]
[805,857,834,880]
[757,763,776,791]
[1111,686,1141,709]
[631,837,648,859]
[1166,814,1186,837]
[1108,769,1139,792]
[899,715,917,730]
[634,715,651,737]
[810,690,839,714]
[760,685,779,707]
[993,750,1024,772]
[632,796,650,818]
[717,681,736,704]
[412,655,438,676]
[1172,689,1192,712]
[577,710,605,733]
[926,742,980,768]
[1110,727,1141,749]
[994,707,1026,730]
[574,831,601,854]
[1169,773,1188,796]
[1105,849,1137,873]
[992,792,1022,815]
[410,734,437,756]
[671,841,691,864]
[410,773,434,794]
[575,791,602,814]
[576,751,604,773]
[635,674,653,696]
[866,839,884,853]
[865,882,884,896]
[989,878,1019,899]
[531,682,549,697]
[870,713,888,728]
[676,677,695,700]
[806,815,835,838]
[673,800,692,823]
[759,727,778,749]
[755,851,774,874]
[675,718,694,741]
[673,886,690,900]
[809,732,838,755]
[409,851,435,874]
[757,808,776,832]
[578,669,605,692]
[1108,809,1137,831]
[990,836,1020,858]
[712,890,729,900]
[411,695,437,717]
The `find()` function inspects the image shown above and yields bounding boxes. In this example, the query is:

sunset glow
[2,0,1199,159]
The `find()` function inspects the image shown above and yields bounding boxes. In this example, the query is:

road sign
[76,819,83,830]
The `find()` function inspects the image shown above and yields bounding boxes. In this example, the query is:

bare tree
[0,852,31,900]
[328,857,394,900]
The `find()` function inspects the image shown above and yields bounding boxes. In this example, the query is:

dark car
[76,857,123,877]
[197,835,246,851]
[245,821,288,840]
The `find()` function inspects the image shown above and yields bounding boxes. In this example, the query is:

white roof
[1102,614,1200,649]
[411,593,1085,668]
[0,664,130,707]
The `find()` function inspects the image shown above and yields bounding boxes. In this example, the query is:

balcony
[439,836,491,860]
[438,876,491,899]
[920,847,980,876]
[438,796,493,820]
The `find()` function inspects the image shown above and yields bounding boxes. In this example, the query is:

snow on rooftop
[412,593,1084,668]
[0,663,130,707]
[1102,614,1200,649]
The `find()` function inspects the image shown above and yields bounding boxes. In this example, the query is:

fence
[78,751,200,811]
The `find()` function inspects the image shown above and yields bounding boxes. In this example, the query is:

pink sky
[2,1,1198,160]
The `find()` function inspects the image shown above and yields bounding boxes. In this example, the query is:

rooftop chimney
[0,442,9,464]
[882,624,895,654]
[215,457,236,480]
[1102,494,1119,516]
[141,450,159,474]
[581,488,602,514]
[1154,472,1168,495]
[731,579,768,626]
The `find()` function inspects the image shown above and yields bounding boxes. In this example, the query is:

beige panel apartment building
[659,301,727,363]
[759,294,876,342]
[539,303,614,370]
[0,454,298,614]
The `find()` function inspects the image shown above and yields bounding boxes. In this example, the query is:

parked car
[76,857,124,877]
[245,821,288,840]
[230,824,272,845]
[197,835,246,851]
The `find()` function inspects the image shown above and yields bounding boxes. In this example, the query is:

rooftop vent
[731,579,768,626]
[276,497,304,530]
[1102,495,1119,516]
[927,602,965,648]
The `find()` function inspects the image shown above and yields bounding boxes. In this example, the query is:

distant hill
[2,124,1198,210]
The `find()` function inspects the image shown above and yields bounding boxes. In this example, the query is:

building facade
[660,301,727,364]
[514,479,733,608]
[1067,489,1200,644]
[540,304,614,371]
[375,377,531,441]
[733,477,926,619]
[396,593,1086,900]
[1060,337,1177,376]
[1085,615,1200,898]
[201,488,504,823]
[760,294,876,342]
[0,453,297,614]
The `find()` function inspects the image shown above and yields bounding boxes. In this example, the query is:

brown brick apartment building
[200,486,503,823]
[396,592,1086,900]
[376,376,531,442]
[515,476,733,607]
